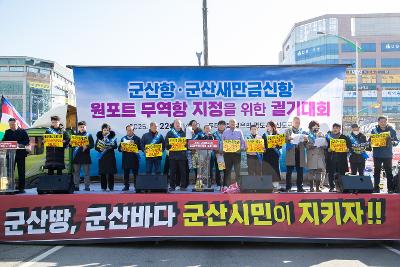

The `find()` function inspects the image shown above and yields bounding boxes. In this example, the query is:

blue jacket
[370,126,399,159]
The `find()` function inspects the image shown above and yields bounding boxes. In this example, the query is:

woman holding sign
[44,116,70,175]
[262,121,282,190]
[71,121,94,191]
[305,121,327,192]
[118,124,142,191]
[95,123,118,192]
[326,123,351,192]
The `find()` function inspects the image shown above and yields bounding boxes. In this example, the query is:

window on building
[0,81,23,95]
[40,69,50,75]
[0,66,8,72]
[343,106,356,115]
[27,67,39,73]
[361,58,376,68]
[382,96,400,114]
[9,66,24,72]
[381,58,400,68]
[341,43,356,52]
[361,43,376,52]
[361,97,378,115]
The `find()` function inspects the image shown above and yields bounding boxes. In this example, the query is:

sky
[1,0,400,67]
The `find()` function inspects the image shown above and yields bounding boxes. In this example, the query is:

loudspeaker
[240,175,273,193]
[37,175,74,194]
[337,175,374,193]
[136,175,168,193]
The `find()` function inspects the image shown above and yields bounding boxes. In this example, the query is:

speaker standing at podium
[44,116,70,175]
[2,118,29,193]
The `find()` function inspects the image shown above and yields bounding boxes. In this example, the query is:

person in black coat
[165,119,187,191]
[262,121,282,190]
[71,121,94,191]
[325,123,351,192]
[141,122,165,174]
[44,116,70,175]
[2,118,30,192]
[95,123,117,191]
[348,124,369,176]
[118,124,142,191]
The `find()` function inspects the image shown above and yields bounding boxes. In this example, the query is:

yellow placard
[223,140,241,153]
[246,139,264,153]
[121,142,139,153]
[70,135,89,147]
[44,134,63,148]
[267,134,286,148]
[370,132,390,148]
[145,144,163,158]
[169,138,187,151]
[330,138,347,153]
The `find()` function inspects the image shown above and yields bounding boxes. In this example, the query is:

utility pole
[202,0,209,66]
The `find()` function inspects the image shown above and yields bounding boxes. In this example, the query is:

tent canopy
[31,105,77,129]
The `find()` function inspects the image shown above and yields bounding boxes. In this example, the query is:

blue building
[279,13,400,131]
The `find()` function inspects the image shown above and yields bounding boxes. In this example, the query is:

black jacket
[95,131,117,174]
[165,128,186,160]
[44,127,70,169]
[2,128,30,159]
[141,130,165,159]
[72,131,95,164]
[348,132,368,163]
[326,132,351,173]
[118,134,142,170]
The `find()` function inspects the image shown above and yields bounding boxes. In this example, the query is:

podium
[0,141,20,194]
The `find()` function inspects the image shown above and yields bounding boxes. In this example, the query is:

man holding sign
[44,116,70,175]
[71,121,94,191]
[246,125,263,176]
[141,122,165,175]
[285,117,308,192]
[370,116,399,193]
[326,123,351,192]
[222,119,246,187]
[118,124,142,191]
[165,119,187,191]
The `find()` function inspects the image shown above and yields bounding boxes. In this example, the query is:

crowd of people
[2,115,399,194]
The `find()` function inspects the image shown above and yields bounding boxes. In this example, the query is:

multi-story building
[279,13,400,131]
[0,56,75,125]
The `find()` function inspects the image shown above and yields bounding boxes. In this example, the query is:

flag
[0,95,30,139]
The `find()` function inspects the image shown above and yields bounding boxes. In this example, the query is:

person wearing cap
[348,124,369,176]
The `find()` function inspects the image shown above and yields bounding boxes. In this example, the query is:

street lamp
[317,31,363,124]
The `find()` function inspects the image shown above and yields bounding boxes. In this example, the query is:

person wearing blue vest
[44,116,70,175]
[285,117,308,192]
[118,124,142,191]
[95,123,117,192]
[348,123,369,177]
[165,119,187,191]
[326,123,351,192]
[370,116,399,193]
[141,122,165,175]
[72,121,94,191]
[212,120,226,190]
[246,125,262,176]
